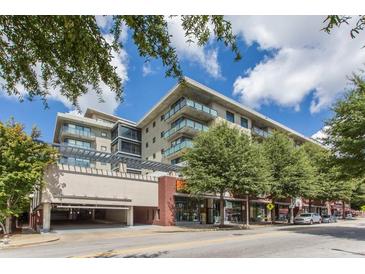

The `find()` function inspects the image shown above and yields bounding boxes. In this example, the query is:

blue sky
[1,16,364,143]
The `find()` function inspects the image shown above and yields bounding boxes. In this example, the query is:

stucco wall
[43,165,158,207]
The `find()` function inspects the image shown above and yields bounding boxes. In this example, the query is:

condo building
[30,77,335,232]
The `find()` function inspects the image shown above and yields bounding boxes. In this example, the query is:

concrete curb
[0,236,60,249]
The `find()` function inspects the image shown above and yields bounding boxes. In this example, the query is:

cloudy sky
[1,15,364,142]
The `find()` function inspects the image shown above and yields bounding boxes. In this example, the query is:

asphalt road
[1,219,364,258]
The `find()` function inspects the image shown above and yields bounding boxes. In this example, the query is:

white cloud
[166,16,222,79]
[311,126,330,146]
[142,62,155,77]
[230,16,365,113]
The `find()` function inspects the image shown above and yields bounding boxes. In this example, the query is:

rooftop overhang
[53,143,181,173]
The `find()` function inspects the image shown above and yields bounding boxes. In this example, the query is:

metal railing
[62,126,95,138]
[251,126,272,138]
[164,119,208,139]
[164,98,218,120]
[59,158,95,168]
[163,140,193,157]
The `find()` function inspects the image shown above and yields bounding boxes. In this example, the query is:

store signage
[176,179,186,192]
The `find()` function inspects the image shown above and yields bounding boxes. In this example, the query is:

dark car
[321,214,337,223]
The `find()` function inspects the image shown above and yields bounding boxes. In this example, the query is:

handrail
[164,119,208,138]
[62,126,95,138]
[164,98,218,120]
[163,140,193,157]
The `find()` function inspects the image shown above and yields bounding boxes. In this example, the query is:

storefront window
[250,202,267,222]
[175,197,202,223]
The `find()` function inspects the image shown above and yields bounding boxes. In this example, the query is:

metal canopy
[53,143,181,172]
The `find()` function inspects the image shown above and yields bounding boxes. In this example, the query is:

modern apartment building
[31,77,335,232]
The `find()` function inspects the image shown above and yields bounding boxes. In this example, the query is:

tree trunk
[342,200,346,219]
[0,221,6,235]
[219,192,225,228]
[271,197,276,223]
[5,217,12,235]
[289,197,294,224]
[308,199,312,213]
[245,194,249,228]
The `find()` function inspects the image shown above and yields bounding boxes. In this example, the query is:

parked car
[346,213,356,220]
[294,213,322,225]
[321,214,337,223]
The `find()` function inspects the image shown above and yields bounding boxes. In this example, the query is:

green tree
[323,15,365,40]
[0,119,57,235]
[350,179,365,210]
[0,16,240,109]
[263,132,315,223]
[181,122,269,227]
[324,75,365,179]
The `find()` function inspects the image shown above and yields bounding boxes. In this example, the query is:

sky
[1,15,365,143]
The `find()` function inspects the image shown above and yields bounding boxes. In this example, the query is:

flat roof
[137,77,319,145]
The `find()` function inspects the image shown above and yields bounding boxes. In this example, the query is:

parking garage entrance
[49,205,131,230]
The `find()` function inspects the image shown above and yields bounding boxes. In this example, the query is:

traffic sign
[267,203,275,211]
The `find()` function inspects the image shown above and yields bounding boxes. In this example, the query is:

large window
[226,111,235,123]
[64,123,91,136]
[120,126,141,141]
[121,141,141,155]
[65,138,91,149]
[240,117,248,128]
[60,156,91,168]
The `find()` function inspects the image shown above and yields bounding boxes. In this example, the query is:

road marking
[72,230,288,258]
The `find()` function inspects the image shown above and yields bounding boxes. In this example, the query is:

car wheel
[310,220,313,225]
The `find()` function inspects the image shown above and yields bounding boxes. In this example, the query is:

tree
[0,16,240,109]
[351,179,365,210]
[300,142,331,210]
[324,74,365,179]
[0,119,57,235]
[323,15,365,40]
[181,122,268,227]
[263,132,314,223]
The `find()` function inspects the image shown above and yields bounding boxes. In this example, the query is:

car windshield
[299,214,312,217]
[322,215,330,218]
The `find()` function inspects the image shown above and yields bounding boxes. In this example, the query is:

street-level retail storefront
[174,194,245,225]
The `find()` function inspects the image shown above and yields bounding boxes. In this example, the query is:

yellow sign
[267,203,275,211]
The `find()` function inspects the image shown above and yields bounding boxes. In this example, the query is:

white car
[294,213,322,225]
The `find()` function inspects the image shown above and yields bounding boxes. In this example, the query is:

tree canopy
[0,119,57,234]
[181,122,269,226]
[324,74,365,179]
[0,15,240,109]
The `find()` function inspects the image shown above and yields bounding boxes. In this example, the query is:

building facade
[31,77,335,232]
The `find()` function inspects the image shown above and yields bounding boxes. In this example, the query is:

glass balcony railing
[163,140,193,157]
[59,157,95,168]
[164,119,209,139]
[164,98,218,120]
[61,142,93,150]
[62,126,95,138]
[251,126,272,138]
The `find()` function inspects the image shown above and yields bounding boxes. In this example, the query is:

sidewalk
[0,233,60,249]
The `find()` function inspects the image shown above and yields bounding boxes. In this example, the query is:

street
[0,219,364,258]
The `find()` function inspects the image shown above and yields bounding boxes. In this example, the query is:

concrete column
[127,206,134,226]
[42,203,51,233]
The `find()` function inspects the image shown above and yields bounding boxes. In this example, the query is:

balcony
[251,126,272,138]
[59,157,95,168]
[164,98,218,123]
[164,119,209,140]
[163,140,193,158]
[61,126,96,141]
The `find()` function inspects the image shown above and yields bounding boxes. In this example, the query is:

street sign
[267,203,275,211]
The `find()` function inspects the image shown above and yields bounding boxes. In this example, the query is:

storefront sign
[176,179,186,192]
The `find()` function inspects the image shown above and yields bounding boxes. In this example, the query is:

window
[153,153,156,159]
[153,137,156,143]
[226,111,235,123]
[100,162,106,166]
[153,121,156,128]
[171,157,182,165]
[161,131,164,138]
[160,115,164,121]
[64,123,91,137]
[121,141,141,155]
[240,117,248,128]
[101,132,107,137]
[101,146,107,151]
[60,156,90,168]
[146,127,149,133]
[65,139,91,149]
[146,142,149,148]
[120,126,141,141]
